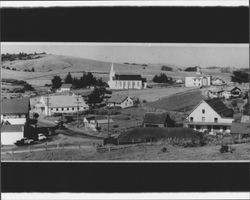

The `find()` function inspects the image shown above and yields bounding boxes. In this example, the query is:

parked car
[15,137,34,146]
[38,133,47,141]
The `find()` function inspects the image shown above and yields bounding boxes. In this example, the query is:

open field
[113,87,193,102]
[2,142,249,161]
[145,88,204,112]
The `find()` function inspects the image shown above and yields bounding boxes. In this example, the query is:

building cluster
[1,63,249,146]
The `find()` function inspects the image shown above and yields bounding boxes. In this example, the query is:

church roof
[114,74,143,81]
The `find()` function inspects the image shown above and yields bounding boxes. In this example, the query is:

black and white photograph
[1,42,249,161]
[1,1,249,199]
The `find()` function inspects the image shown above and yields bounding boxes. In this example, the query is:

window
[190,117,193,122]
[51,108,53,111]
[214,118,218,123]
[202,109,205,114]
[67,108,69,111]
[56,108,59,111]
[62,108,64,111]
[202,117,205,122]
[72,107,74,111]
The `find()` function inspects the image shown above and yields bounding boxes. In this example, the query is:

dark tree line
[161,66,173,71]
[152,73,174,84]
[51,72,108,90]
[184,66,199,72]
[2,52,46,61]
[231,70,249,84]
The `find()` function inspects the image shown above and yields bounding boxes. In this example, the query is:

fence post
[45,142,47,151]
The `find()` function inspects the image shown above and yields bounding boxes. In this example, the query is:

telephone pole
[75,94,81,128]
[45,91,51,116]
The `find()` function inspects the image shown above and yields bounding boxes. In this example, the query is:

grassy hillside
[145,89,204,112]
[1,54,233,86]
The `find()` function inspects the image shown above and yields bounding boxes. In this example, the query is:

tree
[86,87,110,108]
[23,83,35,91]
[161,66,173,71]
[51,76,62,90]
[96,78,108,87]
[152,73,173,84]
[64,72,73,84]
[231,71,249,84]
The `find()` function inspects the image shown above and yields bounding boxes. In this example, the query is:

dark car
[15,137,35,146]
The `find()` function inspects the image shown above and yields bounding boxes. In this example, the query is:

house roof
[143,112,169,124]
[61,84,72,89]
[224,86,241,91]
[44,94,88,108]
[37,119,57,128]
[205,98,233,118]
[1,98,30,114]
[1,125,24,132]
[231,122,250,134]
[107,94,131,104]
[114,74,143,81]
[209,87,223,93]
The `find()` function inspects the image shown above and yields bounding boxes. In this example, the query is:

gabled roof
[143,112,169,124]
[1,125,24,132]
[44,94,88,108]
[114,74,143,81]
[224,86,241,91]
[107,94,131,104]
[1,98,30,114]
[231,122,250,134]
[205,98,233,118]
[61,84,72,89]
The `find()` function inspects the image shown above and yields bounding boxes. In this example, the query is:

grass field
[2,142,249,161]
[113,87,193,102]
[145,88,204,112]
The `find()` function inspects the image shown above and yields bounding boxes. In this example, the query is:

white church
[107,64,147,90]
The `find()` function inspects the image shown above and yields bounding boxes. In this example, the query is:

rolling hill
[1,53,234,86]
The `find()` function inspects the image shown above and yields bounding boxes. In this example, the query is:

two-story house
[185,98,234,134]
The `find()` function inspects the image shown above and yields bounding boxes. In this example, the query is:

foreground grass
[2,142,250,161]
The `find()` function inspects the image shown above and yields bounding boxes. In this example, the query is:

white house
[107,63,147,90]
[185,98,234,134]
[1,98,30,125]
[207,87,224,99]
[185,75,211,88]
[56,83,72,93]
[33,94,89,116]
[107,94,134,109]
[84,116,114,131]
[1,125,24,145]
[212,78,225,86]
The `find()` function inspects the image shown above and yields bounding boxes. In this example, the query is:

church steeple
[109,63,115,81]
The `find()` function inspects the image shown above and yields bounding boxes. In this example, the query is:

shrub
[161,66,173,71]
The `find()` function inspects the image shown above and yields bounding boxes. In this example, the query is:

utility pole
[45,91,51,116]
[107,110,110,137]
[75,94,81,128]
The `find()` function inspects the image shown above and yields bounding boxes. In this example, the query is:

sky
[1,43,249,68]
